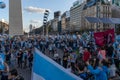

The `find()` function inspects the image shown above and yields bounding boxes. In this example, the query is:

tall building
[70,1,85,32]
[82,0,112,31]
[61,11,70,32]
[51,11,61,32]
[9,0,23,36]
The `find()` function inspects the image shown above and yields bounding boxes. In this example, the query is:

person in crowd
[97,46,106,60]
[66,64,71,73]
[86,58,108,80]
[17,49,23,68]
[106,43,114,58]
[83,47,91,62]
[0,61,9,80]
[116,44,120,70]
[54,50,61,64]
[6,51,11,65]
[70,51,77,73]
[28,51,33,70]
[8,69,24,80]
[62,52,68,68]
[23,51,28,69]
[10,50,16,68]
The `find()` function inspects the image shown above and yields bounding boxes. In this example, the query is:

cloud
[30,19,41,23]
[24,6,51,14]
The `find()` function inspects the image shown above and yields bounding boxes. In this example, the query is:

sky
[0,0,76,32]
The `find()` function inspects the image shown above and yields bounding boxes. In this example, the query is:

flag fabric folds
[32,48,82,80]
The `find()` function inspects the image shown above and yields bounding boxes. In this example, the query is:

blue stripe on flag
[32,48,81,80]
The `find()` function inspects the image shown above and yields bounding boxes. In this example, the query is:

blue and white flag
[32,48,82,80]
[0,52,5,70]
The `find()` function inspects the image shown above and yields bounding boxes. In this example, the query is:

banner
[32,48,82,80]
[94,32,105,46]
[94,29,115,46]
[105,29,115,44]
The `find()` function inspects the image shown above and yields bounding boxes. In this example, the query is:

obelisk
[9,0,23,36]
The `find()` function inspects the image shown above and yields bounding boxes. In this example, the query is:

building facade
[61,11,70,32]
[82,1,112,31]
[70,1,85,32]
[51,11,61,32]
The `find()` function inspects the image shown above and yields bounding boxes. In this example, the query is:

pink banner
[94,29,115,46]
[94,32,105,46]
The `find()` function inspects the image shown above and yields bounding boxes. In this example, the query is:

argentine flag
[32,48,82,80]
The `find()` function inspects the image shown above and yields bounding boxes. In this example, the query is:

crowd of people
[0,32,120,80]
[0,35,34,80]
[35,33,120,80]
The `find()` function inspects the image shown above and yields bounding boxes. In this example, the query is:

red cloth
[94,28,115,46]
[94,32,105,46]
[104,29,115,43]
[83,51,91,62]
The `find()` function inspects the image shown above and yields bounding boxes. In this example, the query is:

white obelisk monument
[9,0,23,36]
